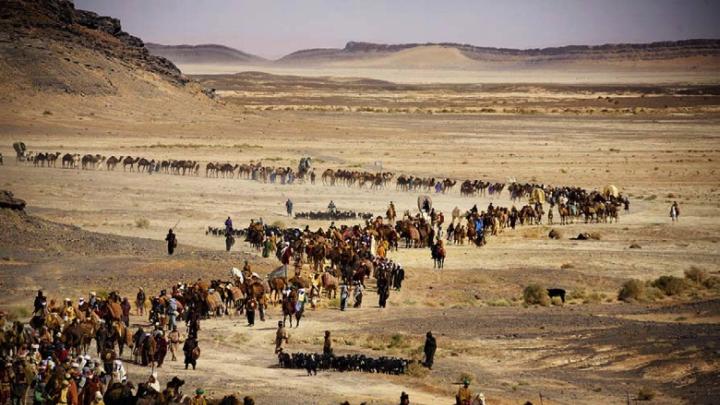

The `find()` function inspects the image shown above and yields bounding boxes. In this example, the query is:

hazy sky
[75,0,720,59]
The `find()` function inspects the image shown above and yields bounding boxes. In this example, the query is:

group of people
[0,288,218,405]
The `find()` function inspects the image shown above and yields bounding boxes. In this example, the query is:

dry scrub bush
[406,362,428,378]
[135,218,150,229]
[588,232,602,240]
[637,387,655,401]
[486,298,511,307]
[618,279,644,302]
[523,284,550,306]
[560,263,574,270]
[684,266,707,284]
[651,276,688,296]
[703,276,720,290]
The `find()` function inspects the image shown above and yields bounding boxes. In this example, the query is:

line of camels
[13,145,619,204]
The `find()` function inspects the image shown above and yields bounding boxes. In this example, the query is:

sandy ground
[1,75,720,404]
[176,63,720,85]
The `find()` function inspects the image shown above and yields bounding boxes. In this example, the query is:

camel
[61,153,79,168]
[105,155,124,171]
[122,156,140,171]
[46,152,61,167]
[396,220,421,248]
[137,158,154,172]
[319,271,338,298]
[282,289,303,328]
[81,154,106,170]
[268,276,287,304]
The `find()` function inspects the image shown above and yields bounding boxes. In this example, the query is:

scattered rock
[0,190,26,211]
[629,243,642,249]
[548,229,562,239]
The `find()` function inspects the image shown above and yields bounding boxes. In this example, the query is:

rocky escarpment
[0,0,187,86]
[278,39,720,65]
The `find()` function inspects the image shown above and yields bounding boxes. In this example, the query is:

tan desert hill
[277,40,720,71]
[146,43,267,64]
[329,45,482,69]
[0,0,215,115]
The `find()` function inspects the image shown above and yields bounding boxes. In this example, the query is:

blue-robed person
[475,217,484,241]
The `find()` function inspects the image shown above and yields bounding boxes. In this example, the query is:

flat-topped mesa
[279,39,720,65]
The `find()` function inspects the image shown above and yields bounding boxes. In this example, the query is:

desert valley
[0,1,719,404]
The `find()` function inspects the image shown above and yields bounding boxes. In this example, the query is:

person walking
[339,284,348,311]
[246,297,257,326]
[353,282,364,308]
[323,331,333,356]
[165,229,177,255]
[136,288,145,316]
[285,199,293,217]
[154,331,168,368]
[274,321,289,354]
[670,201,680,222]
[183,335,199,370]
[168,325,180,361]
[424,331,437,369]
[377,277,390,308]
[224,216,233,233]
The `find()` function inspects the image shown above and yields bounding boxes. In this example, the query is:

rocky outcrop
[0,0,187,85]
[0,191,26,211]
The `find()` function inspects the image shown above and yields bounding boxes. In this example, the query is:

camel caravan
[12,143,630,211]
[321,169,394,189]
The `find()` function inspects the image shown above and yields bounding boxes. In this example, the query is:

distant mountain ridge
[146,43,266,64]
[278,39,720,66]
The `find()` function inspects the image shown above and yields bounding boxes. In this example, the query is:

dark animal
[547,288,566,303]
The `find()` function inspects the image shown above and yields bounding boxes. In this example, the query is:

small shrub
[388,334,409,349]
[684,267,707,284]
[560,263,574,270]
[486,298,511,307]
[588,232,602,240]
[458,372,474,384]
[629,243,642,249]
[523,284,550,306]
[652,276,687,296]
[637,387,655,401]
[135,218,150,229]
[618,279,644,302]
[702,276,720,290]
[644,286,665,301]
[567,289,586,300]
[406,362,428,378]
[583,292,603,304]
[548,229,562,239]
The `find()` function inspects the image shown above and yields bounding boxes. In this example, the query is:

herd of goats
[9,143,621,205]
